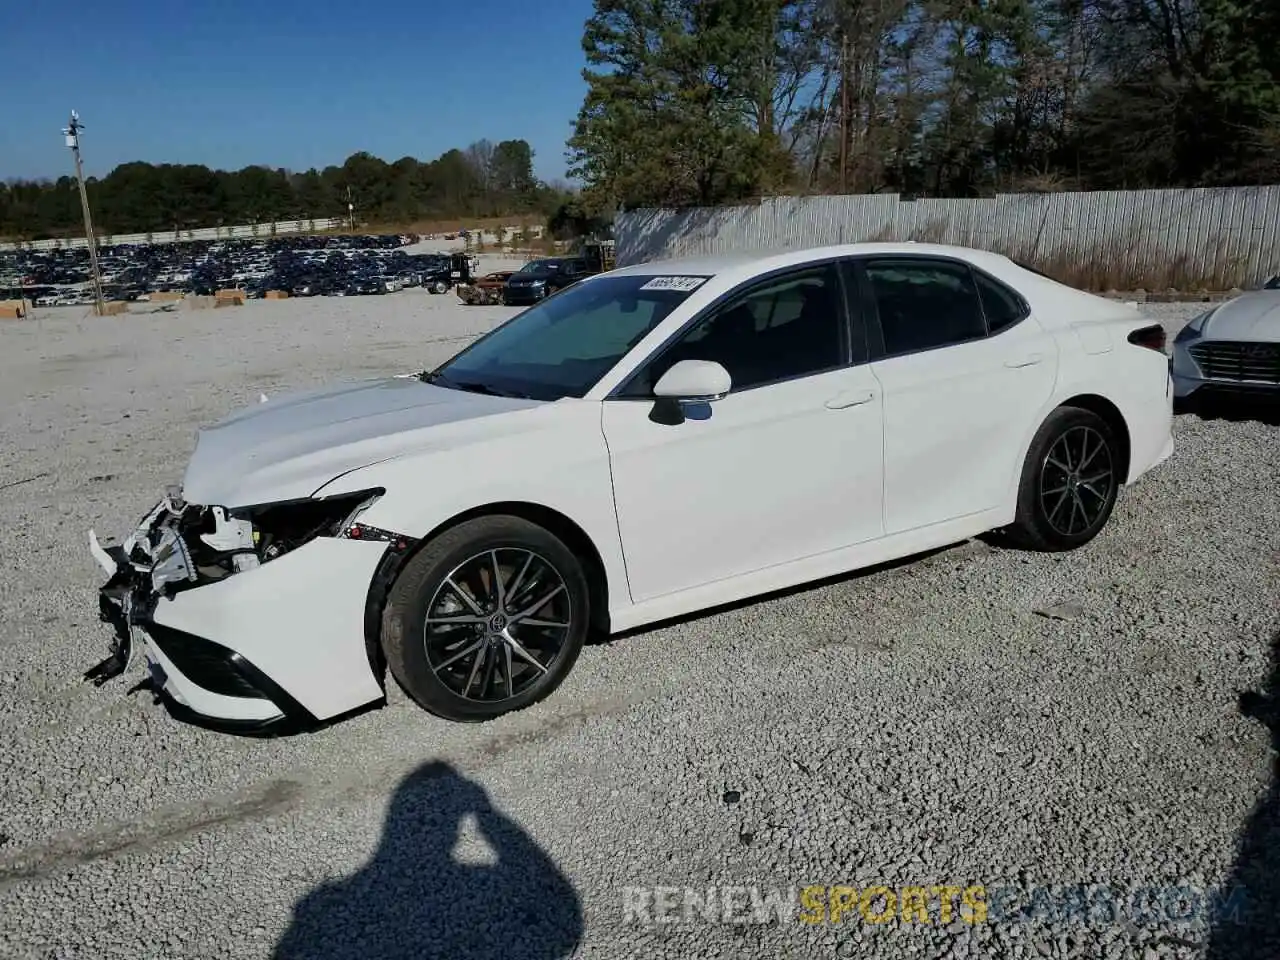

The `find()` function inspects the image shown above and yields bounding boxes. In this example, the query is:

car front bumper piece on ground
[86,490,412,734]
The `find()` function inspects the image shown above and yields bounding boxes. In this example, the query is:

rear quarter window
[974,272,1029,334]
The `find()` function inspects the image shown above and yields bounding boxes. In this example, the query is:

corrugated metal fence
[615,187,1280,288]
[0,218,349,252]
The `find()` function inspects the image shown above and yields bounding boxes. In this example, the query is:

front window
[425,274,709,401]
[517,259,561,276]
[618,264,846,397]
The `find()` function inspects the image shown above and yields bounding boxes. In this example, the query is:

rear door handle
[1004,353,1043,368]
[825,390,876,410]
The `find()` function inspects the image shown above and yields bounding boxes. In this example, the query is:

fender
[313,399,632,622]
[999,331,1169,515]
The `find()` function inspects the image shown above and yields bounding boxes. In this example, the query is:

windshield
[426,274,709,401]
[518,259,561,275]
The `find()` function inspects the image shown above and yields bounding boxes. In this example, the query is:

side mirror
[652,359,732,402]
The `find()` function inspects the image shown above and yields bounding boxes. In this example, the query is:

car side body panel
[984,269,1174,495]
[867,315,1060,535]
[609,503,1010,632]
[601,364,886,603]
[1031,313,1175,487]
[314,399,632,624]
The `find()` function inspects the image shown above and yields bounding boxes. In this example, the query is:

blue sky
[2,0,595,183]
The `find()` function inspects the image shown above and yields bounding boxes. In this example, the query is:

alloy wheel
[1039,425,1115,537]
[422,548,573,703]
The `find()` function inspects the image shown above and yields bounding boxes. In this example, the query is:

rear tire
[1006,406,1121,552]
[382,516,590,722]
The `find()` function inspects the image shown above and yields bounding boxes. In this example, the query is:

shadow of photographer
[274,761,583,960]
[1209,631,1280,960]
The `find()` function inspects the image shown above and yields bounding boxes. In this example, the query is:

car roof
[605,242,1017,282]
[596,241,1142,327]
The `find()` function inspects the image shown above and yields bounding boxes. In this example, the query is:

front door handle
[825,390,876,410]
[1004,353,1043,368]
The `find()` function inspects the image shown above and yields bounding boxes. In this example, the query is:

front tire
[382,516,590,722]
[1006,406,1121,552]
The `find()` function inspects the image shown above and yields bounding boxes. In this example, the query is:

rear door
[851,255,1059,535]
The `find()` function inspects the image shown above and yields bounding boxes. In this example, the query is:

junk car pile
[0,234,481,303]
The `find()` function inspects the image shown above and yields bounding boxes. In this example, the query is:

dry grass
[862,219,1253,292]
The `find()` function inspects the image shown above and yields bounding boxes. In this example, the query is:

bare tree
[464,140,496,192]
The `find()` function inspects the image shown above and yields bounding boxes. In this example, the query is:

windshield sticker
[639,276,708,292]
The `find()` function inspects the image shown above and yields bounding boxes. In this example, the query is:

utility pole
[63,111,106,316]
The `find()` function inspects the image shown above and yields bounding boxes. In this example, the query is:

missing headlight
[145,489,395,588]
[232,488,386,564]
[151,526,198,592]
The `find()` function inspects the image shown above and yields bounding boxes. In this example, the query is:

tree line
[8,1,1276,238]
[1,139,569,240]
[567,0,1280,211]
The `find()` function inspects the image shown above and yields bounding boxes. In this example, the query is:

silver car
[1171,286,1280,400]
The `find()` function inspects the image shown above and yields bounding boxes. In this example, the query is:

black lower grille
[1188,341,1280,384]
[148,625,265,699]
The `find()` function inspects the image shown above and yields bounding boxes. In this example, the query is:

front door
[601,262,886,603]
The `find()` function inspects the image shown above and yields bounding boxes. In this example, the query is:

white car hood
[180,376,542,507]
[1203,291,1280,341]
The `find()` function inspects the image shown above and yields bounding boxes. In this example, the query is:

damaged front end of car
[86,484,412,733]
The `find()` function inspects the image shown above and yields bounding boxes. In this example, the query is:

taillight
[1127,324,1166,352]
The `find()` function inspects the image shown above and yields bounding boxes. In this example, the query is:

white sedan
[87,243,1175,732]
[1170,286,1280,400]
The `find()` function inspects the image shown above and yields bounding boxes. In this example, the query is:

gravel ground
[0,292,1278,960]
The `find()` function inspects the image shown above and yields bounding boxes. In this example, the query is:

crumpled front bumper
[87,498,396,735]
[85,495,182,689]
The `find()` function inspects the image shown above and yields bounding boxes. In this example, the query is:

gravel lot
[0,286,1277,960]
